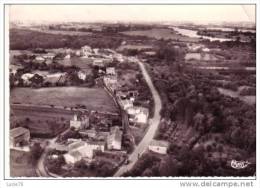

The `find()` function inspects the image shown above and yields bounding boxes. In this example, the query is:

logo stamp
[231,160,251,169]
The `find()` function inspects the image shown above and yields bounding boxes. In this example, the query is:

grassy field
[10,149,37,177]
[122,28,199,42]
[10,87,118,113]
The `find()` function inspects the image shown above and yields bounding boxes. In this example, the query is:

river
[170,26,234,42]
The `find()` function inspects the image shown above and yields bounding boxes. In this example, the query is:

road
[36,137,61,177]
[114,61,162,177]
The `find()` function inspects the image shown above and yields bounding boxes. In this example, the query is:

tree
[158,156,178,176]
[29,74,44,87]
[30,142,43,165]
[142,168,154,177]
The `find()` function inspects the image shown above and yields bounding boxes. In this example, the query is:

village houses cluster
[10,44,169,172]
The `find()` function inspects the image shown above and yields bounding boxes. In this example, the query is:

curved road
[114,61,162,177]
[36,137,61,177]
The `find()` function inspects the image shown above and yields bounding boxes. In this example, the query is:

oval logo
[231,160,250,169]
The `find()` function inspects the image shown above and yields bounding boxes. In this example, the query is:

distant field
[29,28,92,36]
[121,28,199,42]
[10,150,37,177]
[10,87,118,113]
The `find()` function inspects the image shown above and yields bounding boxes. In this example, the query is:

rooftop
[150,140,169,148]
[126,106,149,115]
[10,127,29,138]
[68,140,85,150]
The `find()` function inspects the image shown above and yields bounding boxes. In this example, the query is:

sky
[9,5,255,24]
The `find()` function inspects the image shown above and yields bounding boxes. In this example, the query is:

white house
[64,140,105,164]
[70,114,89,130]
[78,71,87,81]
[119,99,133,110]
[10,64,22,75]
[75,50,81,56]
[107,126,122,150]
[64,150,82,164]
[114,54,124,62]
[64,54,71,59]
[93,48,99,55]
[106,67,116,75]
[35,56,45,62]
[202,47,210,52]
[81,45,92,57]
[126,106,149,124]
[42,53,55,59]
[21,73,35,85]
[86,141,105,152]
[148,140,169,154]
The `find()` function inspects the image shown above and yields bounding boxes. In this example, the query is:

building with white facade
[70,114,89,130]
[106,67,116,75]
[119,99,133,110]
[64,140,105,164]
[148,140,169,154]
[126,106,149,124]
[78,71,87,81]
[107,126,122,150]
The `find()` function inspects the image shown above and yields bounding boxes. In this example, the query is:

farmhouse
[70,114,89,130]
[107,126,122,150]
[10,127,30,148]
[148,140,169,154]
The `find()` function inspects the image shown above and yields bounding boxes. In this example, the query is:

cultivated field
[10,87,118,113]
[10,105,70,137]
[121,28,199,42]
